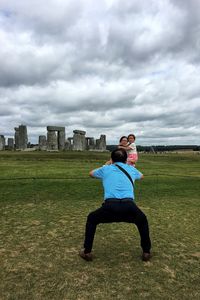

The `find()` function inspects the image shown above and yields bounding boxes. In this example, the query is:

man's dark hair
[111,148,127,163]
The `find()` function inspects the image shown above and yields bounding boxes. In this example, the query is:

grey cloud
[105,0,200,67]
[0,37,68,87]
[0,0,82,36]
[0,104,16,116]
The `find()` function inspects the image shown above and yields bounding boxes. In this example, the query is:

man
[79,148,151,262]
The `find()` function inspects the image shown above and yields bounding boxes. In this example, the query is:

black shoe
[79,249,93,261]
[142,252,151,262]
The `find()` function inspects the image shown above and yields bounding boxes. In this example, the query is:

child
[127,134,138,166]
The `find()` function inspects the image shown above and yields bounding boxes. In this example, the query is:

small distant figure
[118,134,138,166]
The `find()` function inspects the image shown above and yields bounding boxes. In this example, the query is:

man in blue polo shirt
[79,148,151,262]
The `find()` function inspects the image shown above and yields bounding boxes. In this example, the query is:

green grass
[0,151,200,299]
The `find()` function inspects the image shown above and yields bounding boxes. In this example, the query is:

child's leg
[127,154,138,166]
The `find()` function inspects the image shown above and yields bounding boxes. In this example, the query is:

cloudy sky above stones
[0,0,200,145]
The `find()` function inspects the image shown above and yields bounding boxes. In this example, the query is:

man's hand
[104,159,112,165]
[89,170,95,177]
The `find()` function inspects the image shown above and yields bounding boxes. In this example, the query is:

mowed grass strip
[0,151,199,300]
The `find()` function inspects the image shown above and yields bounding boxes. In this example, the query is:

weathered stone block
[8,138,14,150]
[14,127,19,149]
[47,126,65,131]
[73,130,86,150]
[47,131,58,150]
[73,130,86,135]
[39,135,47,150]
[0,135,5,150]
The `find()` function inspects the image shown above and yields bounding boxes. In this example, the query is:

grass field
[0,151,199,300]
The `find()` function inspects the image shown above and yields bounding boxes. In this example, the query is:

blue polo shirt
[92,162,143,200]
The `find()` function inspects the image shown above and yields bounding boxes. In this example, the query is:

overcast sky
[0,0,200,145]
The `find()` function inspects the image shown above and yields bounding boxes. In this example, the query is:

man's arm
[137,172,144,180]
[89,166,104,178]
[133,169,144,180]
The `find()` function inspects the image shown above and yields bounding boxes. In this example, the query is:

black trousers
[83,199,151,253]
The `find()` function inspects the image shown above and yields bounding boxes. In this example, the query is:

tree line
[106,145,200,153]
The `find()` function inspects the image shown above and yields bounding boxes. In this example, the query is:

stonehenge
[0,125,107,151]
[47,126,65,151]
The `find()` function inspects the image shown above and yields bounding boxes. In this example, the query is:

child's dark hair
[128,134,136,140]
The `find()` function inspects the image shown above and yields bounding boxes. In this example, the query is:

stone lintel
[47,126,65,131]
[73,130,86,135]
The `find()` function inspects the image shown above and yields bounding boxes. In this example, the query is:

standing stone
[64,139,70,150]
[99,134,106,150]
[8,138,14,150]
[66,138,73,150]
[58,130,65,150]
[47,131,58,150]
[73,130,86,151]
[86,137,95,150]
[96,139,100,149]
[14,127,19,149]
[18,125,28,150]
[0,135,5,150]
[39,135,47,151]
[96,134,106,151]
